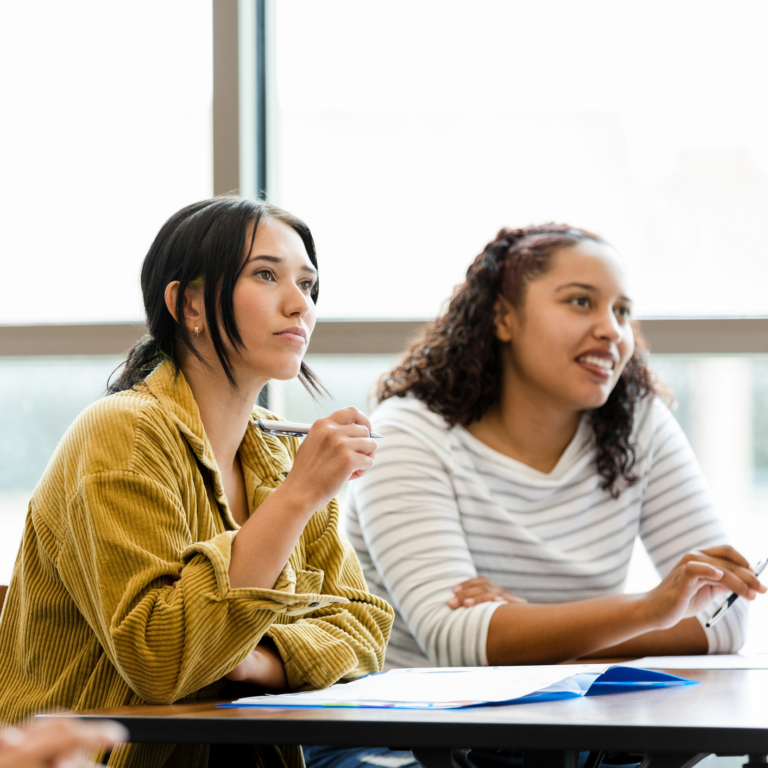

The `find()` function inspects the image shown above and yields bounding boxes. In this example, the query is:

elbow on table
[121,667,217,705]
[110,642,224,705]
[421,614,487,668]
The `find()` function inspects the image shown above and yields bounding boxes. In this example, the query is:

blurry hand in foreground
[0,717,127,768]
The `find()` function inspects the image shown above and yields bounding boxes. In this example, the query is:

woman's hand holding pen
[224,407,374,686]
[643,545,766,630]
[230,406,375,592]
[281,407,378,512]
[226,407,377,685]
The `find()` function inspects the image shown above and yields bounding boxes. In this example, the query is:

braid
[107,335,166,394]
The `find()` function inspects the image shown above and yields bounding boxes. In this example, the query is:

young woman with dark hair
[0,196,393,768]
[346,224,762,674]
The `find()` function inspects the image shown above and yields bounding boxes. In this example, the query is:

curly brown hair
[378,223,657,497]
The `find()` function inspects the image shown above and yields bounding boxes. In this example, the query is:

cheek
[613,340,636,382]
[619,333,636,367]
[233,287,269,324]
[515,317,573,374]
[305,303,318,333]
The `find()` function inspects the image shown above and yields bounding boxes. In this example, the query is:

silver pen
[706,557,768,628]
[254,418,383,439]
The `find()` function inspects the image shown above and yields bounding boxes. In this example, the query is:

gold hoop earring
[194,327,200,338]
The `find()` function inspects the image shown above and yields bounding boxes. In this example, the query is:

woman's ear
[493,294,518,343]
[164,281,205,333]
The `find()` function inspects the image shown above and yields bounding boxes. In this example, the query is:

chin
[267,364,305,382]
[572,387,613,411]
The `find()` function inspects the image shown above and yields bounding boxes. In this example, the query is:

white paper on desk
[232,665,611,709]
[618,654,768,669]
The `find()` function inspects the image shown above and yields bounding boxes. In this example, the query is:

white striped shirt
[345,394,746,669]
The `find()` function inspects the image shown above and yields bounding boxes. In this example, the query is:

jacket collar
[143,361,293,523]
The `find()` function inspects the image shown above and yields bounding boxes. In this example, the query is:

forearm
[487,545,761,664]
[229,480,315,590]
[224,638,288,690]
[580,617,707,659]
[486,593,661,665]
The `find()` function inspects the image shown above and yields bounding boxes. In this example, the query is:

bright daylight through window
[0,1,212,325]
[274,1,768,320]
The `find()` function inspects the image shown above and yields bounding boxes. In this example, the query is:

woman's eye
[616,305,632,318]
[569,295,590,308]
[299,279,316,293]
[255,268,275,281]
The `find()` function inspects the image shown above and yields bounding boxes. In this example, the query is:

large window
[274,1,768,319]
[0,1,212,325]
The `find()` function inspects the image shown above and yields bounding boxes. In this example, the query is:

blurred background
[2,0,768,689]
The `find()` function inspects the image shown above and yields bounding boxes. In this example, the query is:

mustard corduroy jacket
[0,361,393,767]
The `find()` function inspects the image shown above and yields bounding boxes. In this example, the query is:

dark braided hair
[379,223,656,497]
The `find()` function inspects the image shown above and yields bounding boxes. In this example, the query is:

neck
[178,352,266,473]
[466,362,581,474]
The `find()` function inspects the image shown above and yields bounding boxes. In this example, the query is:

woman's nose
[285,284,313,317]
[595,308,622,341]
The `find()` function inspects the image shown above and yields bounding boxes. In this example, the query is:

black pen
[254,418,383,439]
[706,557,768,628]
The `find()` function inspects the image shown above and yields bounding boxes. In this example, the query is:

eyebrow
[556,282,632,303]
[246,253,317,277]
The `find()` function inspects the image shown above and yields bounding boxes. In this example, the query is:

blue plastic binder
[508,666,696,707]
[220,664,697,710]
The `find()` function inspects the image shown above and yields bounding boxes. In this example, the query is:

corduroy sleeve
[58,470,345,704]
[266,499,394,691]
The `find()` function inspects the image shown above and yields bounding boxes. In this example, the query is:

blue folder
[220,666,697,710]
[505,666,696,707]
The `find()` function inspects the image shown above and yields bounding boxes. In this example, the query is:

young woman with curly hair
[345,223,763,674]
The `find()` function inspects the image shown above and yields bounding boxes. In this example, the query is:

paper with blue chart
[223,664,696,710]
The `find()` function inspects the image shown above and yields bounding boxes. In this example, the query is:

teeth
[578,355,613,370]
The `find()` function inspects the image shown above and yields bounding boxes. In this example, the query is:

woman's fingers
[0,719,127,768]
[455,584,503,600]
[329,406,373,432]
[448,591,527,608]
[454,577,493,591]
[700,545,751,570]
[447,577,527,609]
[682,560,724,582]
[343,436,378,455]
[684,553,765,598]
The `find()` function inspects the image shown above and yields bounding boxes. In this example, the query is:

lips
[575,350,617,378]
[275,326,307,344]
[576,355,614,371]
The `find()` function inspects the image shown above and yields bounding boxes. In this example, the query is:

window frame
[2,2,766,359]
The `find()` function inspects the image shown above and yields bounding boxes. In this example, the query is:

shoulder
[369,396,456,465]
[372,395,451,434]
[626,394,692,475]
[51,385,181,482]
[627,394,672,445]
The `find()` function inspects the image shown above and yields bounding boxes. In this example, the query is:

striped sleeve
[638,398,747,652]
[351,416,501,667]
